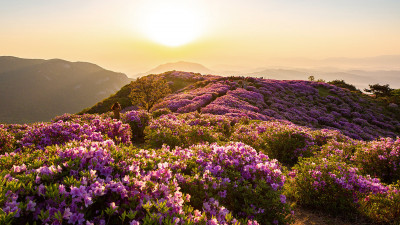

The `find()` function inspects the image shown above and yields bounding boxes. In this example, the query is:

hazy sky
[1,0,399,75]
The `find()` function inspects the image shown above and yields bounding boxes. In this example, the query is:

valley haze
[137,56,400,90]
[1,55,400,124]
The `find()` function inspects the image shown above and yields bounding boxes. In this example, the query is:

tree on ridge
[129,76,171,112]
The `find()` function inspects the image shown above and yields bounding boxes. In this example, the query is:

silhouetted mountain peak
[145,61,213,75]
[0,56,132,123]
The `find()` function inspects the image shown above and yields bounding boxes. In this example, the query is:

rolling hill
[0,56,132,123]
[85,71,400,141]
[80,71,217,114]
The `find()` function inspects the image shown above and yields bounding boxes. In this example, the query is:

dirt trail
[293,207,370,225]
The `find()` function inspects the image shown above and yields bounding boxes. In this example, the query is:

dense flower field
[153,76,400,140]
[0,111,295,224]
[1,108,400,224]
[1,75,400,224]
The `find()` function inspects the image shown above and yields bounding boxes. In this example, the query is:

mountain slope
[83,71,400,140]
[0,57,132,123]
[80,71,215,114]
[0,56,44,74]
[151,75,400,140]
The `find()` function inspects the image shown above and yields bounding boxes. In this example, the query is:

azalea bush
[358,185,400,224]
[317,138,360,162]
[121,110,150,142]
[285,155,393,221]
[144,113,233,148]
[231,121,318,166]
[0,128,15,154]
[352,137,400,184]
[1,124,30,144]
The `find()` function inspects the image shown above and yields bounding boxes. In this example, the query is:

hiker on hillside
[111,102,121,120]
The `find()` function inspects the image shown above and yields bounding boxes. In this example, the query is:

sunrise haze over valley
[1,0,400,77]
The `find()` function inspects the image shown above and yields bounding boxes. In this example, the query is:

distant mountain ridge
[0,56,132,123]
[141,61,213,76]
[137,58,400,90]
[247,68,400,90]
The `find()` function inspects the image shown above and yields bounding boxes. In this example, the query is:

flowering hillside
[152,75,400,140]
[1,73,400,224]
[80,71,219,115]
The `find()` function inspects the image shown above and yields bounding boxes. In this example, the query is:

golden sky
[1,0,400,75]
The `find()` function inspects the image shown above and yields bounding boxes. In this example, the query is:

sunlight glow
[138,1,205,47]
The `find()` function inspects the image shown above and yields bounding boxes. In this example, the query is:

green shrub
[0,128,15,154]
[231,121,317,166]
[151,108,172,118]
[352,137,400,184]
[144,113,231,148]
[286,156,391,220]
[317,138,360,162]
[328,80,360,92]
[145,119,220,148]
[358,188,400,224]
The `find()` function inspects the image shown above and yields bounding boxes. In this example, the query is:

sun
[138,1,205,47]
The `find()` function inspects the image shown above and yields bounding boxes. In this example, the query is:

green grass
[318,86,335,97]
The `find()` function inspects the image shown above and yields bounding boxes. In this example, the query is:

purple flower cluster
[18,118,131,150]
[352,137,400,183]
[190,142,285,187]
[51,113,107,123]
[287,155,396,217]
[121,110,150,141]
[0,139,291,224]
[0,127,15,153]
[1,140,187,224]
[201,91,270,121]
[121,110,148,125]
[152,82,231,113]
